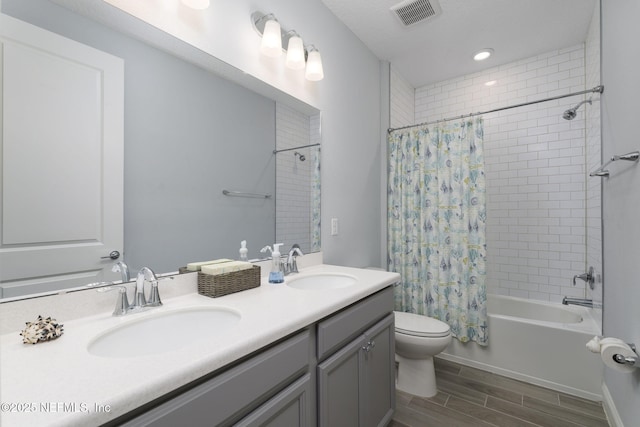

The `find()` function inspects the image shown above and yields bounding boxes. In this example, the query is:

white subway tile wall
[390,67,415,129]
[585,2,602,331]
[275,103,319,253]
[411,45,592,303]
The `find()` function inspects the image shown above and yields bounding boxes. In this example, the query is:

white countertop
[0,264,400,427]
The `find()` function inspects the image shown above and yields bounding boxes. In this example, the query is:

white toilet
[394,311,452,398]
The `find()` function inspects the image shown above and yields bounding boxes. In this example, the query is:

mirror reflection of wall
[275,104,321,255]
[0,0,320,300]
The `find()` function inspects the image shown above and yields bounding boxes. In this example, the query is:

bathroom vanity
[0,263,399,427]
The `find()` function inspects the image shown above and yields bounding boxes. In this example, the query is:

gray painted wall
[3,0,276,273]
[601,0,640,424]
[310,13,383,269]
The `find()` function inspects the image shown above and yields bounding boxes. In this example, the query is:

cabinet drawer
[121,330,310,427]
[316,286,393,361]
[234,373,312,427]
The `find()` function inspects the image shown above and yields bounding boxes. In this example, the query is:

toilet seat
[395,311,450,338]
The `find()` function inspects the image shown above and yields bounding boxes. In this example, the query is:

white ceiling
[321,0,597,88]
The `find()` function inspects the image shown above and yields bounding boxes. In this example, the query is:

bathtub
[439,294,603,400]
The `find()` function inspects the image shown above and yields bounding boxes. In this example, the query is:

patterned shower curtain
[388,118,488,345]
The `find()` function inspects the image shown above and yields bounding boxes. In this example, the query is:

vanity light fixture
[181,0,210,10]
[305,46,324,81]
[286,32,306,70]
[473,48,494,61]
[259,15,283,58]
[251,11,324,81]
[485,80,497,86]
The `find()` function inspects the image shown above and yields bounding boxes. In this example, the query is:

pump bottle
[239,240,248,261]
[260,243,284,283]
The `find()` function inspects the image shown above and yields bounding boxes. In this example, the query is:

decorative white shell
[20,315,64,345]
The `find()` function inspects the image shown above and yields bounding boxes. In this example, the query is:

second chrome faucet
[284,244,304,275]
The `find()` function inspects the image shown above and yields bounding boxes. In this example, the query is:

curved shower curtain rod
[387,85,604,134]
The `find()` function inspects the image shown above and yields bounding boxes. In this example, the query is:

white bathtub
[439,294,603,400]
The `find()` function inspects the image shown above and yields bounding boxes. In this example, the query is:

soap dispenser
[261,243,284,283]
[239,240,248,261]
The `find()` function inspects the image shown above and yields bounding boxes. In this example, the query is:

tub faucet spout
[562,296,593,308]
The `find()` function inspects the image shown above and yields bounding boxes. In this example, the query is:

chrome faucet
[131,267,162,310]
[285,244,304,275]
[112,261,130,283]
[91,282,130,316]
[92,267,167,316]
[562,296,593,308]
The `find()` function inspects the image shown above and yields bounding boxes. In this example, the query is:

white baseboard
[602,382,624,427]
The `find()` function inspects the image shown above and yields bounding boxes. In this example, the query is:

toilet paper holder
[612,343,640,368]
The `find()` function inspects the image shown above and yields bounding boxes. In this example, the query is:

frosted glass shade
[181,0,210,10]
[260,20,283,58]
[286,36,306,70]
[305,50,324,81]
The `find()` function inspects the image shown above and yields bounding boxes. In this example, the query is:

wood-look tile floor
[390,358,609,427]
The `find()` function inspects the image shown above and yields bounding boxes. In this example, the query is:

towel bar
[222,190,272,199]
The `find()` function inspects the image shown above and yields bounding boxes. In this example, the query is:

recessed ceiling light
[473,49,494,61]
[485,80,497,86]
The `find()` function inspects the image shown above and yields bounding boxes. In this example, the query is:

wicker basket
[190,265,261,298]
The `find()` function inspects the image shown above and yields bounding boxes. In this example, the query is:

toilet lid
[394,311,450,338]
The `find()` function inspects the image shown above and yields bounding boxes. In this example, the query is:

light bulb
[286,35,306,70]
[260,19,282,58]
[305,48,324,81]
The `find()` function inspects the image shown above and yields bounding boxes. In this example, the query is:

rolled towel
[186,259,233,271]
[201,261,253,276]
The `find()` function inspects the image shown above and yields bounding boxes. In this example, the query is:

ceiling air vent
[390,0,442,27]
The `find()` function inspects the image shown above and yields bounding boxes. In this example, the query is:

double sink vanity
[0,257,400,426]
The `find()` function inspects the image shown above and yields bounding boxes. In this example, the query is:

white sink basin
[88,307,241,358]
[286,273,357,290]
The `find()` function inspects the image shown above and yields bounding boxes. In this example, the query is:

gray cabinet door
[317,313,395,427]
[316,287,394,361]
[361,314,395,427]
[317,335,364,427]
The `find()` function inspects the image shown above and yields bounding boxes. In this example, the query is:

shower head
[562,109,577,121]
[562,98,592,120]
[294,151,305,162]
